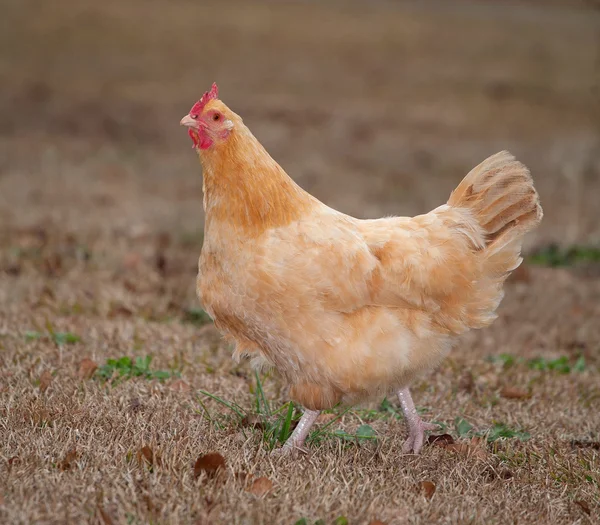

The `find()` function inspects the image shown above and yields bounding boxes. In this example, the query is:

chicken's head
[180,83,235,150]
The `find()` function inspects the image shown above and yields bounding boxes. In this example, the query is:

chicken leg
[397,387,437,454]
[279,409,320,453]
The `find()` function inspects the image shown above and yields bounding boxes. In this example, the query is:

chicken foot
[278,408,320,454]
[397,387,438,454]
[277,389,435,455]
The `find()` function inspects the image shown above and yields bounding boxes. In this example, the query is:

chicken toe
[397,387,438,454]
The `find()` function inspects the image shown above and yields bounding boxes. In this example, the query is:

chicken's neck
[199,126,315,237]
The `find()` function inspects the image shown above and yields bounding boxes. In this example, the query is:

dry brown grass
[1,1,600,524]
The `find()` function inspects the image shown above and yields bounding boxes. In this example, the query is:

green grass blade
[278,402,295,444]
[197,390,246,419]
[254,370,271,416]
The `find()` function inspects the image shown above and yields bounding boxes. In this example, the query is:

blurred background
[2,0,599,240]
[1,0,599,312]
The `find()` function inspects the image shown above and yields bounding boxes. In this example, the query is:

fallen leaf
[241,414,266,431]
[123,252,142,270]
[575,500,591,516]
[458,371,475,392]
[39,370,52,393]
[108,303,134,318]
[248,476,273,496]
[78,358,98,379]
[169,379,192,393]
[7,456,20,470]
[43,252,62,277]
[368,521,388,525]
[500,386,530,399]
[469,436,491,460]
[482,465,513,480]
[428,434,455,446]
[419,480,436,499]
[570,440,600,450]
[123,279,138,292]
[5,264,21,276]
[194,452,225,479]
[444,437,490,461]
[59,448,77,470]
[143,494,156,513]
[137,446,154,466]
[0,493,4,505]
[98,505,115,525]
[155,252,167,276]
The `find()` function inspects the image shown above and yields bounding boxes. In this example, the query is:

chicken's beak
[180,114,198,128]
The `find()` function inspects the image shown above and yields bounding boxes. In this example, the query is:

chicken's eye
[213,114,220,121]
[191,114,198,120]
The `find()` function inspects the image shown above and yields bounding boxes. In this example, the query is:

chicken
[180,83,543,454]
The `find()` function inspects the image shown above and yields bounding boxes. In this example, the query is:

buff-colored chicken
[180,84,542,454]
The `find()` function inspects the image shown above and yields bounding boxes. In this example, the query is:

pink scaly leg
[278,409,320,454]
[397,387,438,454]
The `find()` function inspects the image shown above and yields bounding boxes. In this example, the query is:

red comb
[189,82,219,115]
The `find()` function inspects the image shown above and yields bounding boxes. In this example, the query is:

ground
[1,1,599,524]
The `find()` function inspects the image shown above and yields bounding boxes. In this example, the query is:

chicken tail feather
[448,150,543,260]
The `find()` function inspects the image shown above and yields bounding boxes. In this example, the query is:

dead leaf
[123,252,142,270]
[39,370,52,393]
[156,231,172,250]
[575,500,591,516]
[123,279,138,292]
[444,437,490,461]
[59,448,77,470]
[482,464,513,481]
[368,521,388,525]
[137,446,154,466]
[500,386,530,399]
[241,414,266,430]
[570,440,600,450]
[194,452,225,479]
[5,264,21,276]
[78,358,98,379]
[0,493,4,505]
[98,505,115,525]
[155,252,167,276]
[419,480,436,499]
[169,379,192,393]
[108,303,134,318]
[248,476,273,496]
[143,494,156,513]
[469,436,491,460]
[43,252,62,276]
[458,371,475,392]
[428,434,455,446]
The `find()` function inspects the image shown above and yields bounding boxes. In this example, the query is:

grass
[197,372,378,450]
[528,244,600,267]
[488,353,589,374]
[96,355,177,382]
